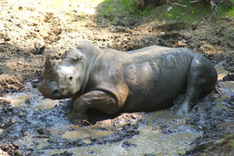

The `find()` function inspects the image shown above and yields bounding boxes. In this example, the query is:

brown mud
[1,0,234,155]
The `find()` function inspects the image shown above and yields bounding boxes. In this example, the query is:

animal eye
[69,76,73,81]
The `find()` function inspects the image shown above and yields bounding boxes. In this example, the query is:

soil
[0,0,234,156]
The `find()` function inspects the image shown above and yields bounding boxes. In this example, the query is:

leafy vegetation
[218,6,234,17]
[97,0,127,22]
[231,139,234,148]
[211,0,234,17]
[98,0,213,24]
[122,0,134,10]
[44,0,234,21]
[98,0,153,18]
[156,1,211,23]
[226,133,234,138]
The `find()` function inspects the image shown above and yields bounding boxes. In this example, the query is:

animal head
[38,49,86,99]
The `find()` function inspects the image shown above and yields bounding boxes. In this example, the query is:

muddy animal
[38,40,217,124]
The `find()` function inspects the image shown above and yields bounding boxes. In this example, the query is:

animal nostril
[53,89,59,95]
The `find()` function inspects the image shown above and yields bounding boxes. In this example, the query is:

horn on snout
[44,55,58,80]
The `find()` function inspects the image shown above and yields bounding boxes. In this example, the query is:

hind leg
[177,54,217,116]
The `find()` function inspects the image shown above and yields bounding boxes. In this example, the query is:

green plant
[151,0,211,24]
[122,0,134,10]
[215,0,234,18]
[136,5,154,17]
[231,139,234,148]
[101,0,114,15]
[98,0,213,25]
[227,7,234,17]
[226,133,234,138]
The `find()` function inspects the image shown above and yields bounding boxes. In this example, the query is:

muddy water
[127,112,200,156]
[1,62,233,156]
[1,82,201,155]
[1,83,60,110]
[40,110,201,156]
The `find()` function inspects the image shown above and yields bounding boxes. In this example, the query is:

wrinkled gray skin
[38,41,217,124]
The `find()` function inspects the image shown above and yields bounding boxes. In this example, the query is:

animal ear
[63,49,83,61]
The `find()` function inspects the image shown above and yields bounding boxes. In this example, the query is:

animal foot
[177,108,189,116]
[177,102,191,117]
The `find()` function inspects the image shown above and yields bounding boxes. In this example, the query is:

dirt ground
[1,0,234,156]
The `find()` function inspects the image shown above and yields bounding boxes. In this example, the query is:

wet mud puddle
[42,111,201,156]
[0,82,201,156]
[215,62,234,110]
[1,62,233,156]
[1,82,60,110]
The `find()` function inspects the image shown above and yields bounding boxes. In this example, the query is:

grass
[226,133,234,138]
[47,0,232,26]
[231,139,234,148]
[215,0,234,17]
[225,7,234,17]
[97,0,135,23]
[225,133,234,148]
[155,0,211,24]
[98,0,155,19]
[122,0,134,10]
[97,0,213,25]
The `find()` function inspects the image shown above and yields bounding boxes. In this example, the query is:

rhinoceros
[38,40,217,123]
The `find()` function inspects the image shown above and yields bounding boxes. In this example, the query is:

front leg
[72,90,120,124]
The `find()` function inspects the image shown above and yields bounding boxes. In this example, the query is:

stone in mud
[38,40,217,124]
